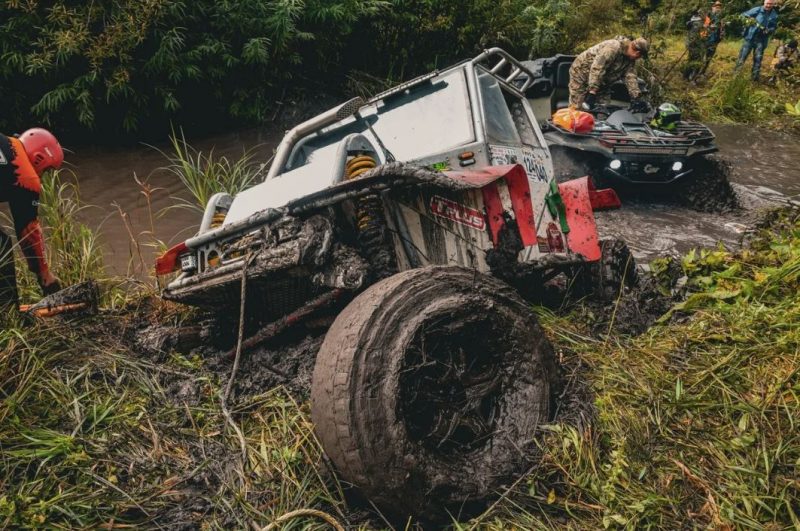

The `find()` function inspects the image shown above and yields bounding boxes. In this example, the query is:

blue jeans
[736,38,767,80]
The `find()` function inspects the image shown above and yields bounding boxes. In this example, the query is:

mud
[135,316,329,402]
[208,332,324,398]
[71,248,680,530]
[87,197,787,528]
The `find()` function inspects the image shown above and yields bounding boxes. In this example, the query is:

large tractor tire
[310,266,557,520]
[575,239,638,301]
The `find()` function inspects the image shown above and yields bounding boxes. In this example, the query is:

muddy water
[595,124,800,262]
[4,124,796,276]
[61,129,279,275]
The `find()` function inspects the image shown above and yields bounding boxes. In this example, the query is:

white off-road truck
[156,48,632,519]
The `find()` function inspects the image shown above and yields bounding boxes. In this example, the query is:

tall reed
[157,129,267,213]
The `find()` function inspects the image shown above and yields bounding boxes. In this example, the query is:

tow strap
[545,180,570,234]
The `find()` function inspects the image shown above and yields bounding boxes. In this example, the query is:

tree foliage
[0,0,387,138]
[0,0,795,138]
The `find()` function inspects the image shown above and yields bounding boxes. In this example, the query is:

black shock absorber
[345,155,397,279]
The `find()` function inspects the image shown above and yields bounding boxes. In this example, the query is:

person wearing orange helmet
[1,128,64,310]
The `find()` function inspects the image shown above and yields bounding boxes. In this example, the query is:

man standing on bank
[0,128,63,311]
[684,9,706,81]
[736,0,779,81]
[569,36,650,112]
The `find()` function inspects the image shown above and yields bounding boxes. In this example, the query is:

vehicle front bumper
[162,215,368,312]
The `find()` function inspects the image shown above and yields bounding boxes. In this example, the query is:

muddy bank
[119,259,675,526]
[78,198,800,529]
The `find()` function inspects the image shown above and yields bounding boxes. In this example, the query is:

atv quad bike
[520,54,718,185]
[156,48,630,520]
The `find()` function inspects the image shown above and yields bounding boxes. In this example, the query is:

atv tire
[677,156,739,213]
[576,239,638,301]
[310,266,556,520]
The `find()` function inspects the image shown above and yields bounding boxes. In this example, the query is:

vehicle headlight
[672,161,683,172]
[609,159,622,170]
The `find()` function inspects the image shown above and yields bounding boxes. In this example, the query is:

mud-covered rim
[398,309,513,458]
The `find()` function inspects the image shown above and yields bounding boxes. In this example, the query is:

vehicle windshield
[287,69,474,170]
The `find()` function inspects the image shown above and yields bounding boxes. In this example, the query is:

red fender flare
[155,242,188,275]
[558,177,620,261]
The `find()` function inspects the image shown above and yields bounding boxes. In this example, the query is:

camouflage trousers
[683,44,705,80]
[568,75,611,108]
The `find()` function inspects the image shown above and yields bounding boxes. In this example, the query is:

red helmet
[19,128,64,175]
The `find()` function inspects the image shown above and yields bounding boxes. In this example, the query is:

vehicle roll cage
[471,48,538,94]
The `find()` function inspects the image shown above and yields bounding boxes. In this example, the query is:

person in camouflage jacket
[568,36,649,110]
[699,1,726,75]
[683,10,706,80]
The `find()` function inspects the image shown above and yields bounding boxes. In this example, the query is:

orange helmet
[19,128,64,175]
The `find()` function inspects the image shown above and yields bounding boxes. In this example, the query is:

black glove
[40,277,62,296]
[582,92,597,110]
[629,98,651,113]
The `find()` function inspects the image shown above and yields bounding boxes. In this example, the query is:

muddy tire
[576,239,638,301]
[310,266,556,520]
[678,156,739,213]
[549,145,606,185]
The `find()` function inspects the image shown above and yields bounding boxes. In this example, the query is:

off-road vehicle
[521,54,718,185]
[156,48,632,519]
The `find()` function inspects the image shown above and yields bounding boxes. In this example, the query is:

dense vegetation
[4,0,795,140]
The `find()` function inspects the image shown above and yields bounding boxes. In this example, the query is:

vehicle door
[476,70,566,258]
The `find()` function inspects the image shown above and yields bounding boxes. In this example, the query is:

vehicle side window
[478,71,540,148]
[509,100,539,147]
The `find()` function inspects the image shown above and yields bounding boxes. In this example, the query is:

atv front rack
[599,135,692,156]
[549,120,717,157]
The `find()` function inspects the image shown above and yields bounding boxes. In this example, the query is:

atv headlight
[672,161,683,172]
[609,159,622,170]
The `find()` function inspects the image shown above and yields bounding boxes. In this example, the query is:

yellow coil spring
[345,155,380,232]
[210,211,227,229]
[345,155,377,180]
[343,154,396,277]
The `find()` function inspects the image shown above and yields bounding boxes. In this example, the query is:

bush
[1,0,638,139]
[0,0,387,138]
[704,72,772,122]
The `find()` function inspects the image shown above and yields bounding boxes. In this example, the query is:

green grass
[649,36,799,131]
[157,129,268,213]
[0,311,347,529]
[4,203,799,528]
[473,208,800,529]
